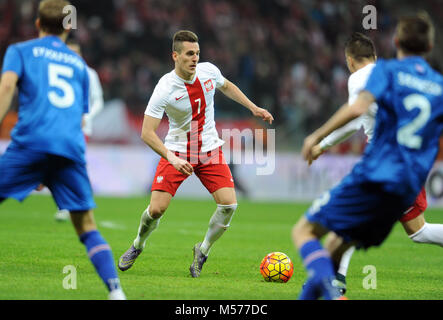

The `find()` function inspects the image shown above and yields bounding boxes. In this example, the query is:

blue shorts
[0,143,95,211]
[306,175,410,249]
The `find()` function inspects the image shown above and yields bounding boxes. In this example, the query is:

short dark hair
[396,12,434,55]
[344,32,376,62]
[38,0,71,35]
[172,30,198,53]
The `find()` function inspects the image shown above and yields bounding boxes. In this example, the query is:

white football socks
[409,222,443,246]
[133,206,160,250]
[200,204,238,256]
[108,288,126,300]
[337,246,355,277]
[336,222,443,280]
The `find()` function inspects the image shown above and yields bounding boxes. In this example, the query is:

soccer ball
[260,252,294,283]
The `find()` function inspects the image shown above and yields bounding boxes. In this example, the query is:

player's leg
[190,149,237,277]
[293,216,342,300]
[70,210,125,300]
[400,188,443,246]
[201,187,237,255]
[119,192,173,272]
[134,190,172,249]
[119,157,185,271]
[293,180,407,300]
[189,187,237,278]
[324,231,355,294]
[199,148,237,256]
[403,213,443,246]
[47,155,125,299]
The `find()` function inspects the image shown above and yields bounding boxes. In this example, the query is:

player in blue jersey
[309,33,443,296]
[0,0,125,300]
[292,12,443,300]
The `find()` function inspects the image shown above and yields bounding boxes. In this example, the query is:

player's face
[174,41,200,79]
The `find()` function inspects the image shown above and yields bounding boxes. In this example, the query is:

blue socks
[299,240,341,300]
[80,230,121,292]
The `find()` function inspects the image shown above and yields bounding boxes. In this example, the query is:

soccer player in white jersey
[54,39,105,222]
[309,32,443,294]
[118,30,274,277]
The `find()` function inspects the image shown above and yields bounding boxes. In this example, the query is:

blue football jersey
[352,56,443,203]
[1,35,89,164]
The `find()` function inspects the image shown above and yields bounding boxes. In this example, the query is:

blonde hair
[38,0,71,35]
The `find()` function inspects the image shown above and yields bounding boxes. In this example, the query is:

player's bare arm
[141,115,193,176]
[219,78,274,124]
[302,91,374,164]
[0,71,18,123]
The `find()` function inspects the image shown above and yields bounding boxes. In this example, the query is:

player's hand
[302,134,321,166]
[252,107,274,124]
[167,151,194,176]
[310,144,324,163]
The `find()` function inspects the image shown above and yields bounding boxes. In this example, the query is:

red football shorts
[400,187,428,222]
[151,147,235,196]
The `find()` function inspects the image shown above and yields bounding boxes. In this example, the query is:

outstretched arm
[0,72,18,124]
[310,104,364,161]
[302,91,375,165]
[218,78,274,124]
[141,115,193,176]
[319,118,362,150]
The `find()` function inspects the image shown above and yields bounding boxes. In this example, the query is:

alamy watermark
[172,121,276,176]
[362,5,377,30]
[62,265,77,290]
[63,5,77,30]
[362,265,377,290]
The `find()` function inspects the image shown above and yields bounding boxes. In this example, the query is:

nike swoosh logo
[119,258,135,266]
[175,95,185,101]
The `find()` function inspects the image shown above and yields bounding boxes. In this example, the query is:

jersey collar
[173,68,198,84]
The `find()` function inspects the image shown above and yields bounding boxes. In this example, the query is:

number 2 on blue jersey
[397,93,431,149]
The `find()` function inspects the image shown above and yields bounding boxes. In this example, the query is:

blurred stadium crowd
[1,0,443,152]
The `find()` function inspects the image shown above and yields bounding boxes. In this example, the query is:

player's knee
[324,232,342,252]
[148,205,167,219]
[292,218,314,247]
[70,210,97,236]
[218,203,237,215]
[292,221,303,242]
[213,203,237,229]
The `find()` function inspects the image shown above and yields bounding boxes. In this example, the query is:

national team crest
[415,63,425,74]
[204,79,214,92]
[157,176,164,183]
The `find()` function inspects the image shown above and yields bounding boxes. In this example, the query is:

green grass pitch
[1,195,442,300]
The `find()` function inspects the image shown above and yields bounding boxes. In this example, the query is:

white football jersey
[83,66,104,137]
[320,63,378,149]
[145,62,225,153]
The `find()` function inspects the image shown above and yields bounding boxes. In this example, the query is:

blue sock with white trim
[299,240,341,300]
[80,230,121,292]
